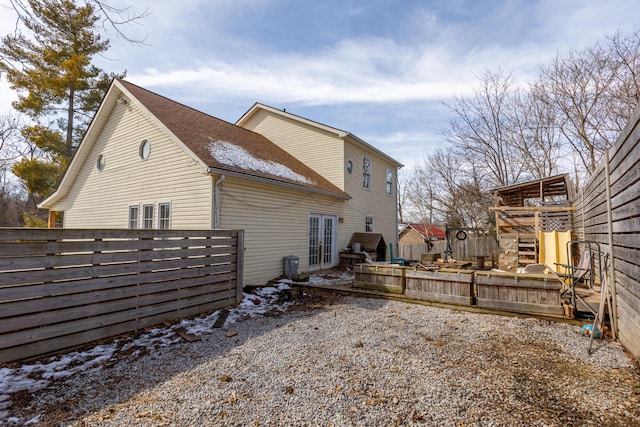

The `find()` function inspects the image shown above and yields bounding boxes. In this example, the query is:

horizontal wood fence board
[406,269,474,283]
[2,287,237,349]
[0,228,243,363]
[474,272,562,290]
[617,285,640,318]
[0,228,238,241]
[611,180,640,210]
[609,122,640,171]
[617,297,640,359]
[0,271,237,320]
[0,245,237,271]
[0,236,236,257]
[616,271,640,300]
[405,269,474,305]
[476,298,564,316]
[0,264,235,302]
[0,254,236,286]
[0,276,236,333]
[0,297,235,363]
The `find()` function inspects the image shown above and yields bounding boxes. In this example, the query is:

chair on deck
[389,243,405,266]
[554,248,594,309]
[555,248,593,287]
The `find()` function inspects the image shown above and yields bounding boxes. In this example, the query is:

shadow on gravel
[8,286,374,426]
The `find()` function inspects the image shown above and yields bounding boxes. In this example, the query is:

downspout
[213,175,225,229]
[394,168,400,262]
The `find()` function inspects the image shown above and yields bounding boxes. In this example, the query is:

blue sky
[1,0,640,170]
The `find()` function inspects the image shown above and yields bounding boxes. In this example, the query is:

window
[386,168,393,196]
[143,204,154,229]
[96,154,105,171]
[159,202,171,229]
[365,216,374,232]
[346,160,353,175]
[128,205,139,229]
[139,139,151,160]
[362,156,371,189]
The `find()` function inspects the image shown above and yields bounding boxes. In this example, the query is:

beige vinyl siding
[340,140,398,261]
[218,176,346,286]
[53,101,212,229]
[241,110,346,190]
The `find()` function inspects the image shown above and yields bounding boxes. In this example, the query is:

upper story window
[362,156,371,189]
[96,154,105,171]
[386,168,393,196]
[139,139,151,160]
[346,160,353,175]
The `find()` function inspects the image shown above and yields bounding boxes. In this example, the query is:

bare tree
[606,30,640,132]
[396,170,412,223]
[0,112,23,178]
[508,84,563,179]
[409,149,494,228]
[7,0,150,44]
[537,42,621,174]
[443,69,526,187]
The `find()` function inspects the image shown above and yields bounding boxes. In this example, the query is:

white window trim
[365,216,374,232]
[362,156,371,190]
[158,202,171,230]
[143,203,154,229]
[386,168,393,196]
[128,205,139,229]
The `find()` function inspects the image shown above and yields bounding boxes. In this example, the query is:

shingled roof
[401,223,446,239]
[118,79,349,199]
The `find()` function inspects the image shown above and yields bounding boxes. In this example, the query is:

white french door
[308,213,337,269]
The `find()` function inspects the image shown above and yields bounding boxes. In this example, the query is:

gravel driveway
[10,289,640,426]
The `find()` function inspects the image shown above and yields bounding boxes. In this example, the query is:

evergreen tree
[0,0,123,204]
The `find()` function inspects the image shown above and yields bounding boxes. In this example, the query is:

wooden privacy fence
[399,234,498,263]
[573,105,640,359]
[0,228,244,363]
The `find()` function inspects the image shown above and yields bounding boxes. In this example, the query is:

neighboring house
[39,79,402,286]
[399,223,446,245]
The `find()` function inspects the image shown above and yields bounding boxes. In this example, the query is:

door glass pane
[323,217,333,264]
[308,216,320,266]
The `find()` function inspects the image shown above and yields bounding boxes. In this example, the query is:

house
[39,79,402,286]
[398,223,446,245]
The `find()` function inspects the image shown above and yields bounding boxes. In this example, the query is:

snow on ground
[0,275,340,424]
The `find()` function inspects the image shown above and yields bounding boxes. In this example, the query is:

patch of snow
[0,277,302,425]
[307,272,354,286]
[209,139,315,185]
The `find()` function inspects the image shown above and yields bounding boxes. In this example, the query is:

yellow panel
[539,230,572,274]
[556,231,572,274]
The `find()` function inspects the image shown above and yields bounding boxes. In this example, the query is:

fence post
[604,150,619,336]
[235,230,245,304]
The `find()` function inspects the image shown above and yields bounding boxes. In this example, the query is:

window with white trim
[159,202,171,229]
[143,204,154,229]
[386,168,393,196]
[362,156,371,189]
[365,216,374,232]
[128,205,139,229]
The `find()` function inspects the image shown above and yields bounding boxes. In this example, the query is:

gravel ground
[8,288,640,426]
